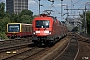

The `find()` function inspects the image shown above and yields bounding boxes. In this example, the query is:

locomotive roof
[39,14,56,18]
[36,14,57,22]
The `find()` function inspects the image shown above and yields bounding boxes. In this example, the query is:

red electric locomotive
[6,23,32,39]
[32,14,68,45]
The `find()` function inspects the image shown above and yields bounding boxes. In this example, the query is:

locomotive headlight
[44,31,49,33]
[33,32,36,34]
[44,31,51,34]
[49,31,51,34]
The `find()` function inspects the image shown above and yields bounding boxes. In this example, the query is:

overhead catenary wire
[33,0,61,17]
[32,0,87,20]
[33,0,47,14]
[73,0,83,5]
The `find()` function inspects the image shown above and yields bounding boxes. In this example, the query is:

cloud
[28,0,38,9]
[54,4,67,7]
[28,0,37,5]
[0,0,5,3]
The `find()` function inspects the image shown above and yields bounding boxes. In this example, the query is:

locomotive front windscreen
[36,20,50,28]
[8,24,20,32]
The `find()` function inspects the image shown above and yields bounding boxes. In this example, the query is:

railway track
[2,47,47,60]
[75,33,90,60]
[0,33,71,60]
[0,47,31,60]
[52,32,90,60]
[0,37,50,60]
[0,42,50,60]
[31,33,72,60]
[0,38,31,52]
[1,37,31,43]
[0,37,33,60]
[76,33,90,43]
[0,37,32,52]
[0,37,32,47]
[53,34,79,60]
[1,32,89,60]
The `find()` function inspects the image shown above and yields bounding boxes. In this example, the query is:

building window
[18,0,21,2]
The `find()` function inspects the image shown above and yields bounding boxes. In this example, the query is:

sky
[0,0,90,21]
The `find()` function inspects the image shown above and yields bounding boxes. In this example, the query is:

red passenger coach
[6,23,32,38]
[32,14,68,45]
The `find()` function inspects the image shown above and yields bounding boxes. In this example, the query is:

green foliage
[20,9,33,16]
[86,11,90,34]
[9,10,34,23]
[0,17,11,39]
[0,32,8,39]
[86,11,90,23]
[10,14,19,22]
[0,17,11,32]
[17,10,34,23]
[0,2,5,18]
[80,11,90,34]
[19,15,32,24]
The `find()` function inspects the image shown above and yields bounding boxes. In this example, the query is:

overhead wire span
[33,0,51,13]
[73,0,83,5]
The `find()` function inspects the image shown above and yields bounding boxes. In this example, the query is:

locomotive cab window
[36,20,50,28]
[8,24,20,32]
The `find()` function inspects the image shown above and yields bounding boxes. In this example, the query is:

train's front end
[6,23,21,38]
[32,15,54,45]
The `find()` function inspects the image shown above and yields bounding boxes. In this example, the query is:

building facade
[6,0,28,14]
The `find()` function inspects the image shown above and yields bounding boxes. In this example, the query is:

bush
[0,32,8,40]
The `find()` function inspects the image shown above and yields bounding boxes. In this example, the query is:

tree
[0,2,11,39]
[80,11,90,34]
[19,15,32,24]
[0,17,10,32]
[9,10,34,23]
[86,11,90,34]
[19,10,33,16]
[10,13,19,22]
[0,2,5,18]
[18,10,34,23]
